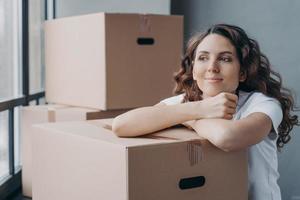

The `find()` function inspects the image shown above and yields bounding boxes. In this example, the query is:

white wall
[55,0,170,18]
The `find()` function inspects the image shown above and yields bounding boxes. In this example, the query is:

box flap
[33,119,204,148]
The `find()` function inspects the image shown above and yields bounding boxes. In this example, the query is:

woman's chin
[202,91,220,98]
[202,90,235,98]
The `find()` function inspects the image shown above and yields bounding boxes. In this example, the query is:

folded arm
[112,102,199,137]
[113,92,239,137]
[186,112,273,152]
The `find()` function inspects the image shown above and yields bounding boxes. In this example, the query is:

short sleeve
[160,94,184,106]
[242,94,283,134]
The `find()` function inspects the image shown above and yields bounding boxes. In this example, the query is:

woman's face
[193,34,245,99]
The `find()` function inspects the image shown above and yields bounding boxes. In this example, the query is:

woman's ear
[239,71,247,82]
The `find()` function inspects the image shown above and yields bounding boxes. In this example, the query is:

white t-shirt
[160,90,283,200]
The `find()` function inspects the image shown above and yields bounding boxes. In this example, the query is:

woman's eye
[220,57,232,62]
[198,56,208,61]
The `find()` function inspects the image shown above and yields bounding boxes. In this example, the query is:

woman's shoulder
[237,90,283,134]
[160,93,185,106]
[239,90,280,106]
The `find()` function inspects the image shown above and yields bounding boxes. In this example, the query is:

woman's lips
[205,78,223,83]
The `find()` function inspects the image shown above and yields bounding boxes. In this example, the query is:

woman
[112,24,298,200]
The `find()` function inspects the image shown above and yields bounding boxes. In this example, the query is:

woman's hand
[194,92,238,120]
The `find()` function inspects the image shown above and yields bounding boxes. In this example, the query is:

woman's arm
[112,92,238,137]
[187,112,273,152]
[112,102,199,137]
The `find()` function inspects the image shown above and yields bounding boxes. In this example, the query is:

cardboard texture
[32,119,248,200]
[21,105,128,197]
[45,13,183,110]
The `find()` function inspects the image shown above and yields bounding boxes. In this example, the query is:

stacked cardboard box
[32,119,248,200]
[22,12,184,198]
[21,104,129,197]
[45,13,183,110]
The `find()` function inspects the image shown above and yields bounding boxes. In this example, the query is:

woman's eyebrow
[219,51,233,55]
[197,50,209,54]
[196,50,233,55]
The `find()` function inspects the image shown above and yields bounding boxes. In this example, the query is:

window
[0,0,48,198]
[0,0,22,183]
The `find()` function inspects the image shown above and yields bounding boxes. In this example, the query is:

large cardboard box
[21,105,129,197]
[45,13,183,110]
[32,119,248,200]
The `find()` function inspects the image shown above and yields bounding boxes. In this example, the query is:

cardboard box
[32,119,247,200]
[45,13,183,110]
[21,105,129,197]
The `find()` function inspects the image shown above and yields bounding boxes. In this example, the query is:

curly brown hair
[174,24,299,150]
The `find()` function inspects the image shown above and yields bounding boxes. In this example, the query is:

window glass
[0,0,21,100]
[0,111,9,183]
[0,0,21,184]
[29,0,45,94]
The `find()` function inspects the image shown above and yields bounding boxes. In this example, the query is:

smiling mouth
[205,78,223,82]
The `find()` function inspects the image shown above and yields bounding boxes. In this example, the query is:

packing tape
[186,141,202,166]
[141,134,203,166]
[47,105,71,122]
[48,110,56,122]
[139,14,151,33]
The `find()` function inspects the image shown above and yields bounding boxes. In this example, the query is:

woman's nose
[207,59,220,73]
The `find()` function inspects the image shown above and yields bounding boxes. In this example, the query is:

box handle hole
[137,37,155,45]
[179,176,206,190]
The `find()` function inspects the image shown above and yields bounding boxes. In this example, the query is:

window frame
[0,0,53,199]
